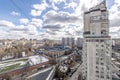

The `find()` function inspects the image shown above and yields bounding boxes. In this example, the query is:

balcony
[83,31,90,35]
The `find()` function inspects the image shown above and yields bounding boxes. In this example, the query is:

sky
[0,0,120,40]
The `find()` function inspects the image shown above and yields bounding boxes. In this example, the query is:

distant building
[112,38,120,46]
[43,39,61,47]
[43,46,70,58]
[76,38,83,47]
[62,37,75,46]
[82,1,112,80]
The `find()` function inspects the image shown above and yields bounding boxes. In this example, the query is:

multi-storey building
[82,1,112,80]
[62,37,75,46]
[76,38,83,47]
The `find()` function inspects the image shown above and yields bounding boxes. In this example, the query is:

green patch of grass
[15,58,28,62]
[0,63,21,73]
[2,58,28,64]
[0,58,28,73]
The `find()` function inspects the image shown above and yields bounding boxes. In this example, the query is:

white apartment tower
[62,37,75,46]
[82,1,112,80]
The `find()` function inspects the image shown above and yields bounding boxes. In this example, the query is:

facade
[76,38,83,47]
[62,37,75,46]
[82,1,112,80]
[44,49,65,58]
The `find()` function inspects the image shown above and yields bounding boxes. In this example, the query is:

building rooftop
[85,0,107,14]
[26,66,55,80]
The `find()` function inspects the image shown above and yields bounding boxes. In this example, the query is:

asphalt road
[30,68,52,80]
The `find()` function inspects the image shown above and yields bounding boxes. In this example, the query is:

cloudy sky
[0,0,119,39]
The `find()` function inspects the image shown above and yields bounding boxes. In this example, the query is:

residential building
[76,38,83,47]
[62,37,75,46]
[82,1,112,80]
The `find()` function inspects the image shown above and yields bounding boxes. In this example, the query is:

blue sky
[0,0,120,39]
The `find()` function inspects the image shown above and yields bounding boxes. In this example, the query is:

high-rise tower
[82,0,112,80]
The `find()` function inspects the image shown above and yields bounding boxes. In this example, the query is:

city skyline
[0,0,119,40]
[0,1,119,80]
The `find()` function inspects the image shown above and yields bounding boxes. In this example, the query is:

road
[26,66,55,80]
[29,68,52,80]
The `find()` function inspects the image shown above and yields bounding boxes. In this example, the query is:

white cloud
[0,18,43,39]
[51,2,59,10]
[27,24,38,34]
[110,27,120,33]
[109,26,120,38]
[0,20,15,27]
[50,0,66,4]
[115,0,120,7]
[64,2,77,9]
[75,0,99,16]
[0,29,8,35]
[43,24,62,32]
[50,0,67,10]
[10,11,20,16]
[43,10,80,25]
[30,18,43,27]
[10,25,29,32]
[109,0,120,28]
[1,0,120,39]
[109,4,118,13]
[33,3,47,10]
[31,0,48,16]
[19,18,29,24]
[8,24,39,39]
[20,18,43,35]
[31,10,42,16]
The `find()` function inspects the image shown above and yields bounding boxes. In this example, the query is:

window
[91,16,101,21]
[101,62,104,65]
[101,12,107,19]
[96,66,98,69]
[107,75,110,79]
[96,75,99,78]
[101,44,104,47]
[101,76,104,78]
[96,44,99,47]
[100,40,104,42]
[96,62,99,64]
[107,66,110,70]
[96,53,98,55]
[96,49,99,52]
[101,30,107,35]
[101,67,104,70]
[96,16,100,20]
[96,70,99,73]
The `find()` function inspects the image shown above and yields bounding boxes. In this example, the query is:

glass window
[96,75,99,78]
[91,16,101,21]
[101,62,104,65]
[101,76,104,78]
[96,70,99,73]
[107,75,110,79]
[96,44,99,47]
[101,12,106,19]
[101,44,104,47]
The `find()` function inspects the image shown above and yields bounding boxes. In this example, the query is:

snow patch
[28,55,48,66]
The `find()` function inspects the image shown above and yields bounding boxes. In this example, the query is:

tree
[49,58,56,65]
[0,49,4,61]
